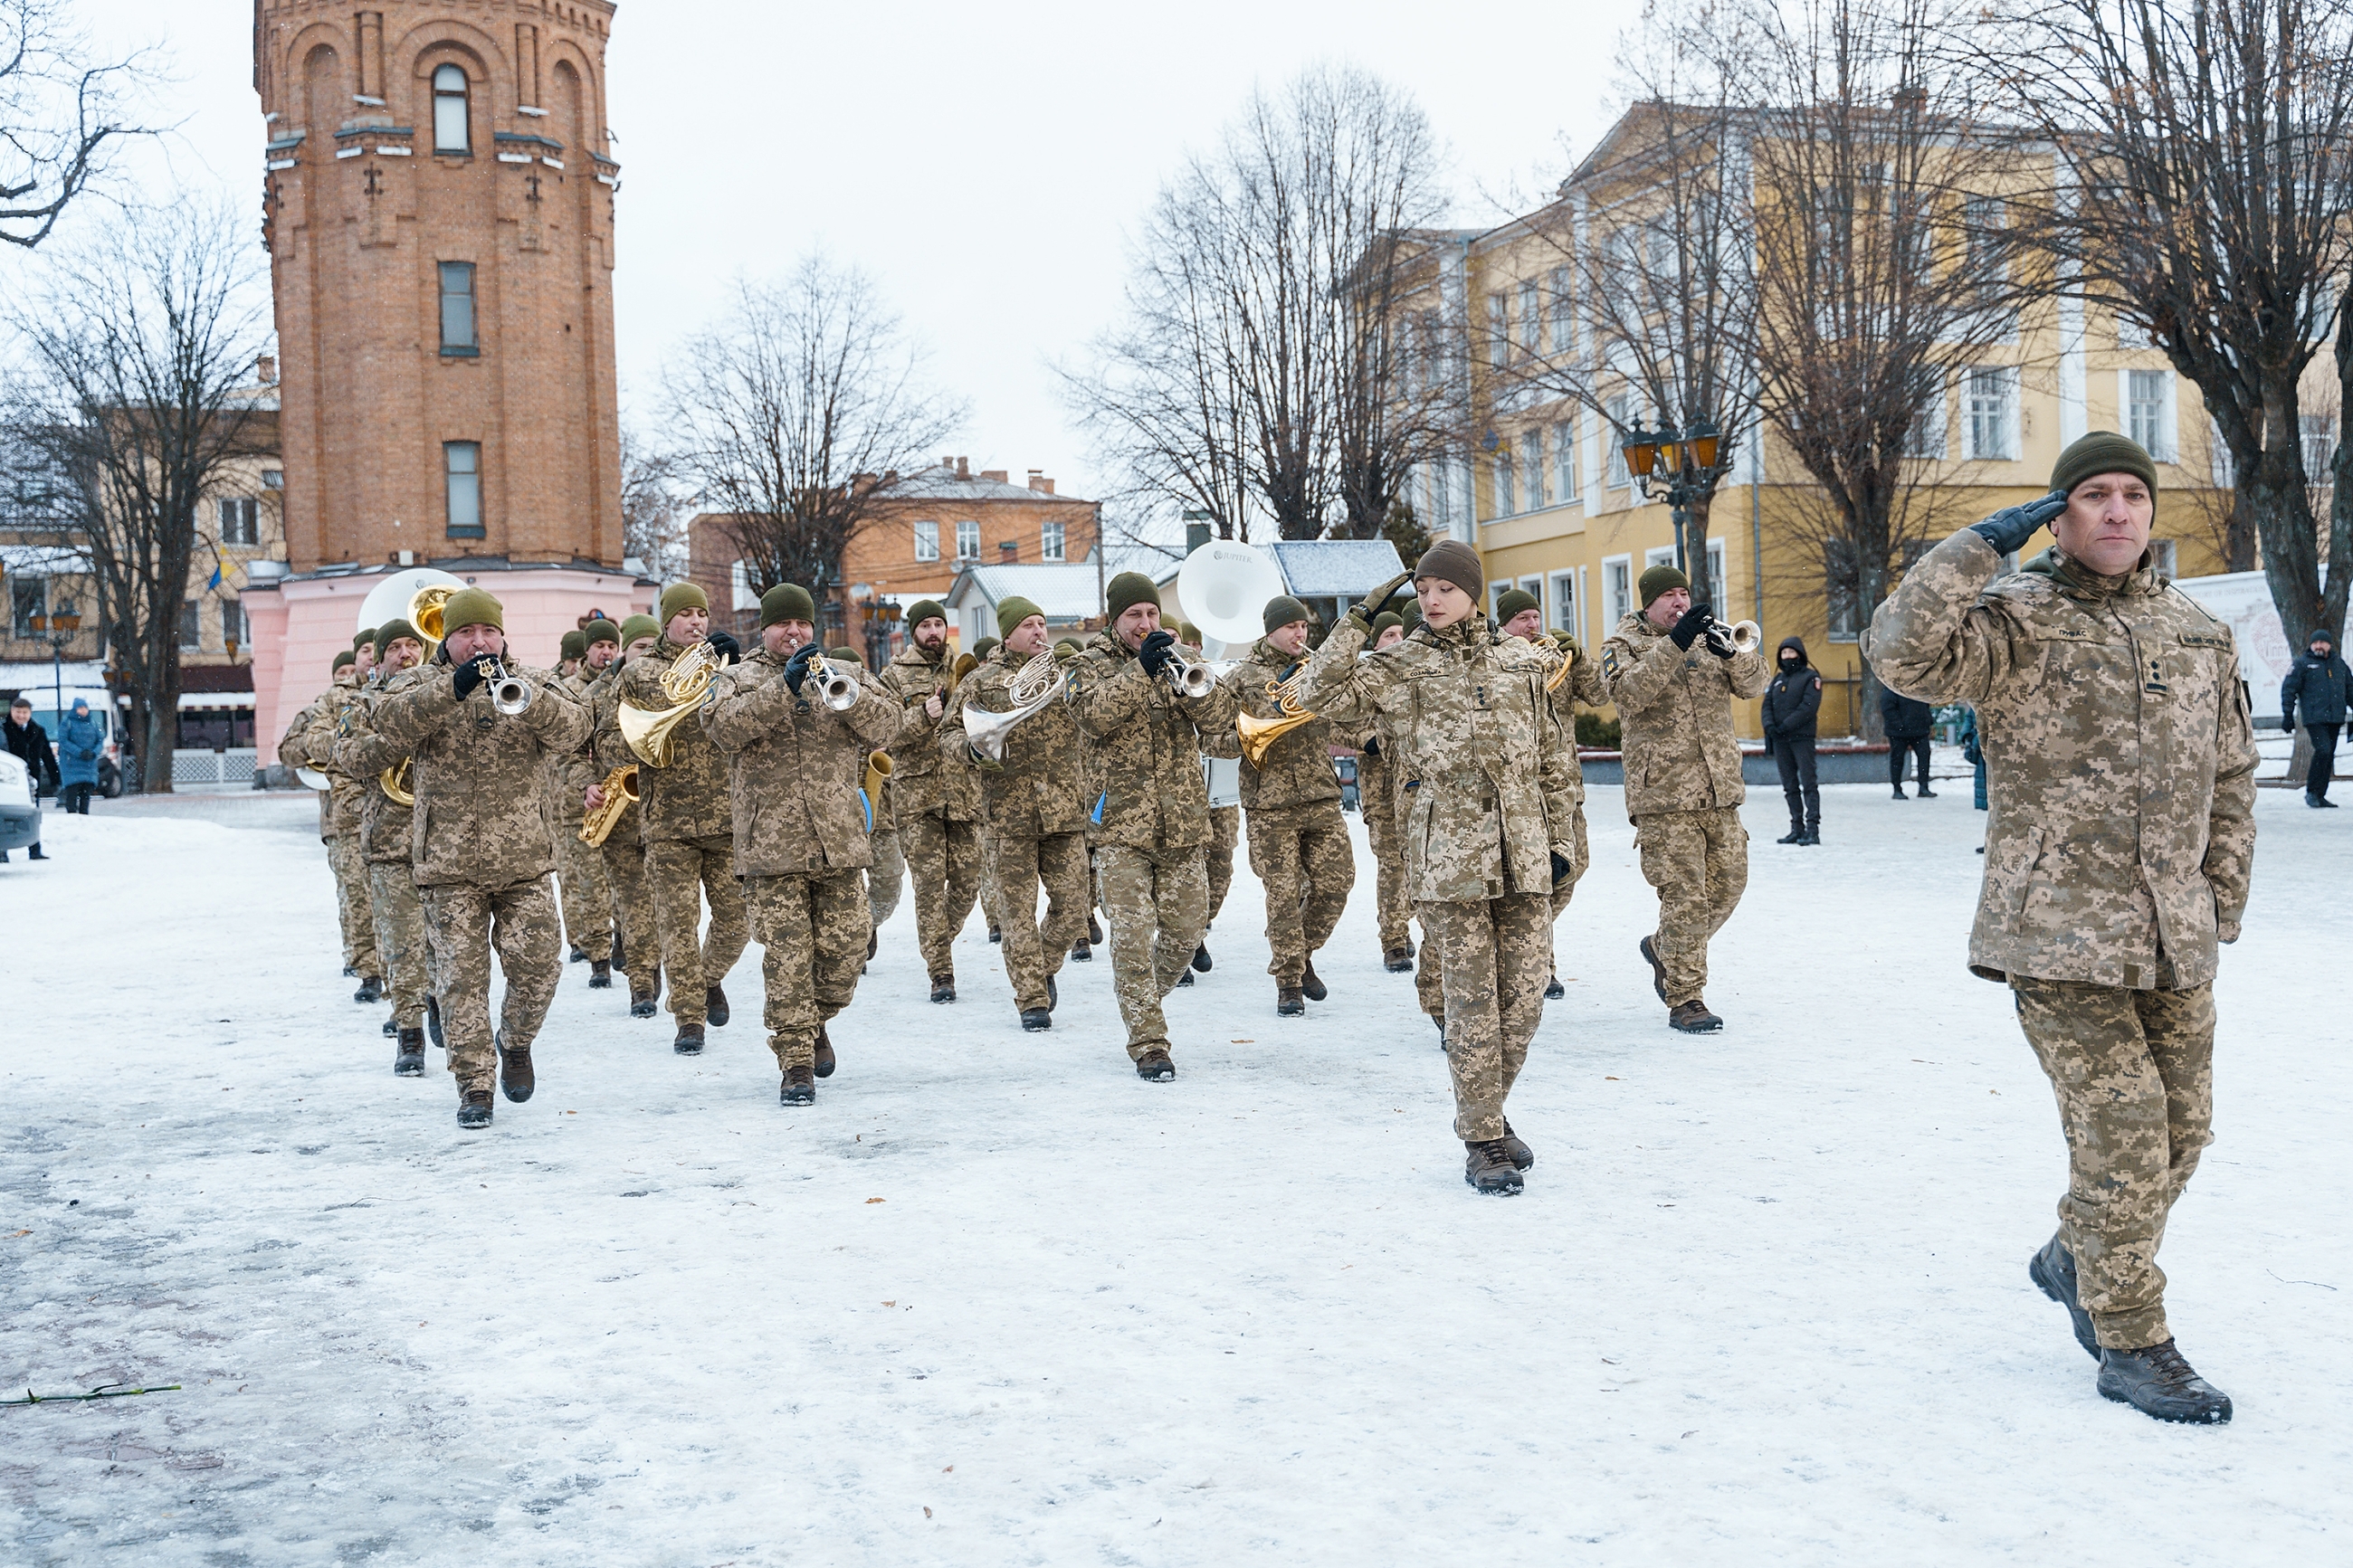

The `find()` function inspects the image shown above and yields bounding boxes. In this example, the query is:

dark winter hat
[374,617,422,659]
[441,585,503,633]
[619,613,659,647]
[759,583,816,628]
[828,645,864,668]
[1262,594,1310,634]
[583,618,622,648]
[1177,622,1202,645]
[559,630,587,662]
[354,628,377,651]
[1777,634,1809,664]
[2051,430,2158,498]
[660,582,710,622]
[1401,599,1424,629]
[972,636,1001,661]
[996,594,1045,639]
[1053,638,1084,660]
[1494,587,1539,622]
[1105,571,1160,622]
[1372,611,1405,634]
[1638,564,1690,609]
[332,650,357,670]
[906,599,948,630]
[1415,539,1483,599]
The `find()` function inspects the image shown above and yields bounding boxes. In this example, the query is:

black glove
[1138,629,1176,678]
[784,643,819,695]
[1360,736,1380,759]
[1550,851,1573,887]
[1670,605,1714,652]
[1968,488,2068,556]
[452,657,491,699]
[705,631,741,664]
[1354,570,1412,627]
[2282,713,2299,733]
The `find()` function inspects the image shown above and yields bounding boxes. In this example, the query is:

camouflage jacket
[611,637,737,843]
[702,647,903,879]
[874,642,981,821]
[1069,635,1241,851]
[540,668,605,829]
[298,670,371,836]
[1293,613,1579,903]
[371,656,593,889]
[585,660,646,850]
[1222,637,1340,813]
[330,667,429,866]
[1525,634,1605,802]
[275,689,337,841]
[943,645,1090,839]
[1864,533,2258,989]
[1600,613,1770,819]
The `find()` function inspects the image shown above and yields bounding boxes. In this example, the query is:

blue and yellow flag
[206,537,231,592]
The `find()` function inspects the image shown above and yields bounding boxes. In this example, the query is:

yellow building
[1395,109,2232,738]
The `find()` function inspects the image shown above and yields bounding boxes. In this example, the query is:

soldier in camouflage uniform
[1351,612,1416,974]
[546,626,615,984]
[611,584,748,1053]
[827,646,907,943]
[876,602,986,1000]
[1070,573,1242,1079]
[371,588,592,1128]
[586,615,663,1018]
[331,619,434,1075]
[944,596,1091,1031]
[1866,431,2255,1425]
[1179,622,1239,974]
[704,586,903,1103]
[273,659,357,981]
[295,641,382,993]
[1498,587,1603,1003]
[1600,565,1770,1033]
[1294,542,1580,1195]
[1222,594,1357,1015]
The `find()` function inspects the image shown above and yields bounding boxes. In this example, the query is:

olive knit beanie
[440,585,504,633]
[2051,430,2158,498]
[582,618,622,648]
[332,649,357,670]
[759,583,816,629]
[374,618,421,660]
[660,582,710,623]
[1262,594,1310,634]
[1415,539,1483,599]
[996,594,1045,639]
[618,613,660,647]
[906,598,948,630]
[1494,587,1539,622]
[1638,565,1689,609]
[559,630,586,662]
[1105,572,1159,622]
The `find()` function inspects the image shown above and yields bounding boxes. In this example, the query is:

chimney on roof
[956,456,969,480]
[999,539,1018,560]
[1027,470,1054,495]
[980,469,1007,483]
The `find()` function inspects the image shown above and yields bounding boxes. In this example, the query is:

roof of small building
[942,564,1107,620]
[883,463,1094,505]
[1267,539,1407,596]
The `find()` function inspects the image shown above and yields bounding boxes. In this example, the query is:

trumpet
[1236,668,1316,769]
[804,650,860,713]
[1703,617,1763,657]
[380,757,414,807]
[578,764,642,846]
[488,660,534,716]
[617,639,724,767]
[963,650,1065,765]
[1159,641,1216,698]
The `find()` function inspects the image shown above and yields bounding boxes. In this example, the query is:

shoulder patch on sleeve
[1601,648,1623,679]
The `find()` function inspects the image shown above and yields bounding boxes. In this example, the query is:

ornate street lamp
[1619,411,1734,580]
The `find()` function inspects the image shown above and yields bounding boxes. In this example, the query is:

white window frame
[1527,427,1548,509]
[912,519,939,563]
[1706,538,1728,619]
[955,519,981,561]
[1553,418,1578,502]
[730,559,758,612]
[1605,393,1633,488]
[217,496,260,546]
[1548,267,1573,356]
[1963,366,2020,462]
[1040,519,1065,562]
[1904,371,1948,461]
[1487,292,1510,367]
[1550,571,1577,634]
[1492,447,1516,518]
[1603,554,1634,628]
[432,63,471,156]
[1518,279,1540,356]
[443,440,483,536]
[2120,367,2177,462]
[2151,538,2178,580]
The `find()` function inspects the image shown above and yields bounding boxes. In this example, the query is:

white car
[0,750,40,852]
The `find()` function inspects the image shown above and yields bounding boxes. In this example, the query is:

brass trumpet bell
[1236,673,1316,769]
[962,651,1063,765]
[861,748,892,806]
[380,757,414,807]
[618,639,724,767]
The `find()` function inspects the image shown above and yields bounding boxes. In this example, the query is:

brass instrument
[861,748,892,806]
[962,651,1065,765]
[945,651,978,697]
[380,757,414,807]
[408,583,456,653]
[487,658,534,716]
[807,651,859,713]
[1704,618,1763,658]
[1159,641,1217,699]
[296,765,331,790]
[1544,635,1583,694]
[578,764,642,846]
[617,639,724,766]
[1235,668,1316,768]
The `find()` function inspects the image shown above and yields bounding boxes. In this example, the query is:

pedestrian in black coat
[1761,635,1823,844]
[2280,629,2350,807]
[4,697,55,860]
[1879,683,1937,799]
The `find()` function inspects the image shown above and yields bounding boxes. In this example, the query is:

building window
[439,261,478,355]
[1605,393,1633,487]
[2124,368,2166,460]
[1041,519,1065,562]
[1518,279,1540,356]
[1904,370,1948,460]
[913,519,939,562]
[1548,267,1573,355]
[955,519,980,561]
[1825,537,1862,641]
[443,441,483,537]
[2300,412,2335,480]
[1603,556,1633,627]
[1486,292,1509,368]
[1964,367,2017,461]
[1529,428,1549,508]
[1554,419,1578,502]
[218,496,259,546]
[11,577,44,637]
[180,599,203,650]
[2151,538,2178,580]
[433,63,472,155]
[1492,447,1516,518]
[1705,538,1728,620]
[222,599,246,651]
[1551,572,1577,633]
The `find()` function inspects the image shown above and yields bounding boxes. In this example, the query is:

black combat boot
[1070,938,1092,962]
[425,994,445,1050]
[381,1016,397,1038]
[780,1065,815,1105]
[1891,785,1908,800]
[1499,1118,1535,1172]
[457,1088,493,1129]
[929,975,957,1003]
[988,925,1003,944]
[1802,821,1821,845]
[1300,960,1327,1003]
[1021,1007,1053,1031]
[629,979,660,1019]
[1191,944,1213,973]
[1047,975,1059,1012]
[1639,936,1668,1003]
[1089,914,1104,944]
[2028,1233,2101,1362]
[342,964,357,978]
[1175,969,1194,987]
[705,984,730,1027]
[673,1022,706,1055]
[569,946,587,965]
[866,929,879,960]
[814,1025,835,1079]
[1544,973,1565,1000]
[1136,1048,1176,1082]
[588,959,613,989]
[1277,984,1305,1016]
[496,1031,535,1103]
[393,1026,426,1077]
[1384,946,1415,973]
[611,930,627,973]
[354,974,383,1003]
[2098,1341,2232,1424]
[1669,999,1723,1032]
[1463,1140,1523,1194]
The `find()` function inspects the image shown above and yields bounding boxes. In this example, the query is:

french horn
[380,757,414,807]
[962,651,1065,765]
[1236,668,1316,769]
[617,640,724,767]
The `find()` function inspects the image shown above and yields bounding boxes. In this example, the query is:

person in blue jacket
[2279,627,2350,807]
[56,697,103,815]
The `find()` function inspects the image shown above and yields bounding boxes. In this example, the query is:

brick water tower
[242,0,652,763]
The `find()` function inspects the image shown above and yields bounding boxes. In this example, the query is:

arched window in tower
[433,64,471,155]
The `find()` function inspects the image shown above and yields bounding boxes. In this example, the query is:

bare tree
[1978,0,2353,648]
[0,0,157,249]
[662,256,961,630]
[1063,66,1459,544]
[618,420,690,582]
[5,201,272,791]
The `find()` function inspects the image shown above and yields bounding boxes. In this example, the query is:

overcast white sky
[88,1,1625,505]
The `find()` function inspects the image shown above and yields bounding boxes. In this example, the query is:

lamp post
[1619,415,1728,588]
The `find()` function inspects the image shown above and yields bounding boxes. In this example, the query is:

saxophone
[578,764,642,846]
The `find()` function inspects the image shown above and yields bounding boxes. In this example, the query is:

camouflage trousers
[1423,893,1552,1142]
[1205,805,1239,924]
[1096,842,1209,1061]
[329,833,378,976]
[746,871,869,1071]
[599,830,659,997]
[992,831,1090,1012]
[868,823,905,931]
[554,823,614,960]
[978,829,1004,935]
[899,807,982,982]
[1635,806,1748,1007]
[420,874,561,1095]
[1360,779,1414,955]
[366,859,430,1029]
[644,834,749,1026]
[1245,802,1356,984]
[2014,976,2215,1350]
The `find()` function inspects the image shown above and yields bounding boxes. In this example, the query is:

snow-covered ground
[4,782,2348,1565]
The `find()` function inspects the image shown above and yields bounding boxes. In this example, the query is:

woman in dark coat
[1761,635,1823,844]
[1879,682,1937,799]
